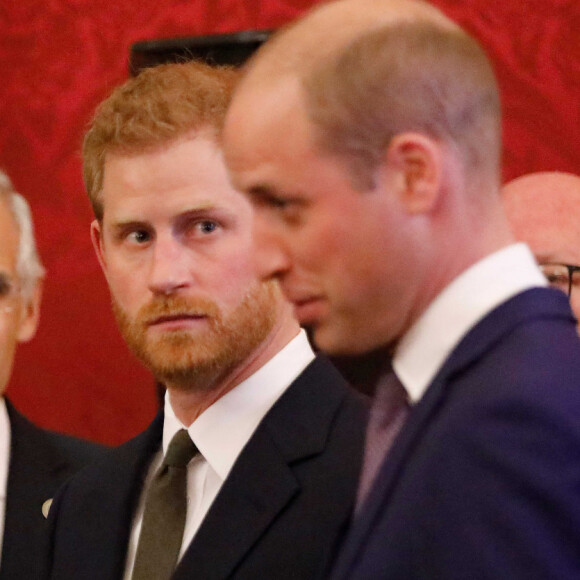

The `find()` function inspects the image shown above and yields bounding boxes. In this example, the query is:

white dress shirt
[0,398,11,570]
[394,243,547,404]
[123,329,315,579]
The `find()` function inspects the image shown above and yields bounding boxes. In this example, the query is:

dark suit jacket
[47,356,368,580]
[331,288,580,580]
[1,399,105,580]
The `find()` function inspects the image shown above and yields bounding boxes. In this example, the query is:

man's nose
[251,214,292,282]
[147,236,191,295]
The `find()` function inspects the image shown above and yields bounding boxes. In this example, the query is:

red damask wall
[0,0,578,444]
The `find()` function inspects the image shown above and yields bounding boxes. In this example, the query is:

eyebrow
[246,184,277,198]
[109,203,219,225]
[108,203,237,231]
[244,184,291,207]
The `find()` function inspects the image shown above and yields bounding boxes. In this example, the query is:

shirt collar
[163,329,315,480]
[394,243,546,404]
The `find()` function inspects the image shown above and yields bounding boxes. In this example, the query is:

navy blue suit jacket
[1,400,105,580]
[47,356,367,580]
[331,288,580,579]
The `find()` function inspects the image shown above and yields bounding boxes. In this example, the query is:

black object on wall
[130,29,273,75]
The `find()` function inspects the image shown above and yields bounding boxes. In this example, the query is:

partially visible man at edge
[503,171,580,331]
[0,171,104,580]
[223,0,580,577]
[46,61,366,580]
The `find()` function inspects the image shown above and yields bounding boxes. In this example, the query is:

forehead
[0,196,19,272]
[102,135,251,220]
[227,77,304,144]
[504,185,580,264]
[224,78,320,189]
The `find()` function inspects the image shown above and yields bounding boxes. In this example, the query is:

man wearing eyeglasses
[503,171,580,331]
[0,171,104,579]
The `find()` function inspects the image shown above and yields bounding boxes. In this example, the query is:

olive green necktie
[132,429,198,580]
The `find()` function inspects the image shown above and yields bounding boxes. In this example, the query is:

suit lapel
[174,356,350,580]
[1,403,62,580]
[331,288,574,579]
[4,400,68,514]
[52,412,164,580]
[105,413,164,578]
[174,428,299,580]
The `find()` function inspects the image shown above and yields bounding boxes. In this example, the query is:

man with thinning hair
[46,61,366,580]
[224,0,580,577]
[0,171,103,580]
[503,171,580,330]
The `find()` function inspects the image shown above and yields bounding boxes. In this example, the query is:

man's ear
[90,219,108,276]
[384,132,443,214]
[17,280,42,343]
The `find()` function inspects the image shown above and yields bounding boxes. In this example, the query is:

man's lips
[147,313,208,328]
[289,296,325,325]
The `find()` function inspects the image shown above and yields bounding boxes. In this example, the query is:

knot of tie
[164,429,198,468]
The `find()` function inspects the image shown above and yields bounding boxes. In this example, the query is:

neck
[167,303,300,426]
[396,197,516,348]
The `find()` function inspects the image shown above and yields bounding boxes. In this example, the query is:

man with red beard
[45,61,366,580]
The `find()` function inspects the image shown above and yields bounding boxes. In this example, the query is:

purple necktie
[356,368,410,510]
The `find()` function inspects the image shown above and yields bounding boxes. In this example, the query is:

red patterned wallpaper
[0,0,578,444]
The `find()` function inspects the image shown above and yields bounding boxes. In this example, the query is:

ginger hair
[83,61,238,220]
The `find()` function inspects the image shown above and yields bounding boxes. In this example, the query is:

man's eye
[128,230,151,244]
[270,197,290,209]
[195,221,219,235]
[267,198,303,225]
[546,273,567,284]
[258,195,290,210]
[0,277,11,297]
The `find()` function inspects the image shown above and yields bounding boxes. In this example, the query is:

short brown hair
[303,22,501,190]
[83,61,238,220]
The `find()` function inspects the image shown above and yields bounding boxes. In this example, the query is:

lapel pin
[42,498,53,519]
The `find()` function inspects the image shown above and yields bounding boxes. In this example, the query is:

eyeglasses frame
[539,262,580,298]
